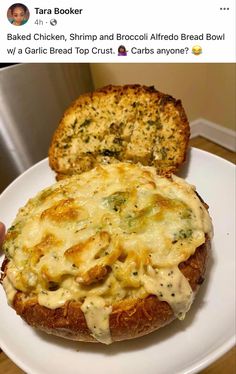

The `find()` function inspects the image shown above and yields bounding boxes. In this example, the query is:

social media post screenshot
[0,1,235,374]
[0,62,235,373]
[0,0,235,62]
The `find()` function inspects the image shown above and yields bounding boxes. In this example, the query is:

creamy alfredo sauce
[81,296,112,344]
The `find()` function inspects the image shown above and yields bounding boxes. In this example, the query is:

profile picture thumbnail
[7,3,30,26]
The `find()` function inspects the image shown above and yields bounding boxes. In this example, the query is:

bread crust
[1,238,209,343]
[49,85,190,180]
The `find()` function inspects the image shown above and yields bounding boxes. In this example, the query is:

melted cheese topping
[3,162,213,343]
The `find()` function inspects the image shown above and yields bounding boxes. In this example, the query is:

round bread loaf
[1,163,212,343]
[49,85,190,180]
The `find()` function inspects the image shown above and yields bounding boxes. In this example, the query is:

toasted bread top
[49,85,190,180]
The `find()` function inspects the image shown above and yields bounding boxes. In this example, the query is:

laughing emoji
[192,45,202,55]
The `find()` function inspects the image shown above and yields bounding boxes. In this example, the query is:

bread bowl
[1,162,212,344]
[49,84,190,180]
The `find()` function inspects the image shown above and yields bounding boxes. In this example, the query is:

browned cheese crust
[1,238,209,343]
[49,85,190,180]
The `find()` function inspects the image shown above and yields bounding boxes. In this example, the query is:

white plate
[0,148,235,374]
